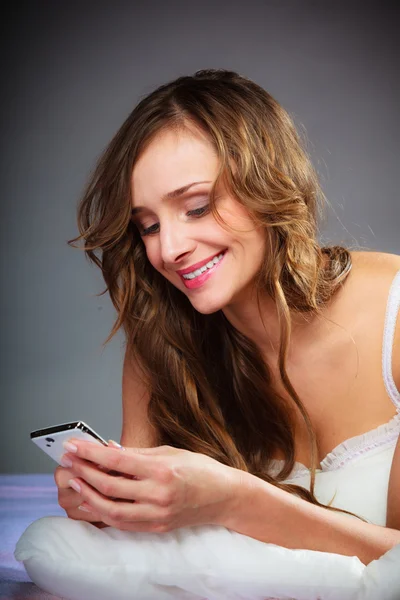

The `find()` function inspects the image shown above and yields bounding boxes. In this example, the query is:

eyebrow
[131,180,211,215]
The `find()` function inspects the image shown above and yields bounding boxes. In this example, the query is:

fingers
[69,504,104,523]
[63,455,146,501]
[55,465,170,531]
[74,476,168,523]
[54,464,75,488]
[55,467,106,525]
[65,439,150,479]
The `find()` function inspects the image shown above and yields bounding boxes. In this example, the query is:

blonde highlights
[69,69,362,521]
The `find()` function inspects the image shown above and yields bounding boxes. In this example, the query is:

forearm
[221,469,400,565]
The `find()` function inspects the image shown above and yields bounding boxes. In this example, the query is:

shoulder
[332,250,400,316]
[345,250,400,324]
[348,250,400,286]
[350,249,400,270]
[346,250,400,390]
[338,250,400,309]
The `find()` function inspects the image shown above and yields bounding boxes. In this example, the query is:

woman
[56,69,400,565]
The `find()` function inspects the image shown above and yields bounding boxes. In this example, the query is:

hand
[54,464,109,528]
[60,440,239,533]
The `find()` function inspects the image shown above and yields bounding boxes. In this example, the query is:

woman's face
[131,125,266,315]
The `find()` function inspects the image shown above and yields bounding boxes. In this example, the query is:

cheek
[216,209,258,246]
[143,242,162,272]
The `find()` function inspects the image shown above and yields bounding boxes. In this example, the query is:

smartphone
[30,421,108,466]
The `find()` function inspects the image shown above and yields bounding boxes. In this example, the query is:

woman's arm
[220,470,400,566]
[91,347,158,529]
[120,345,159,448]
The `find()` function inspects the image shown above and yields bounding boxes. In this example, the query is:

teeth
[182,253,225,280]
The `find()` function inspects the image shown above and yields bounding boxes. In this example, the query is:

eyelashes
[140,223,159,236]
[139,204,210,237]
[187,205,209,218]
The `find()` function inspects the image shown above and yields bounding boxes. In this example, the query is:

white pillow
[15,516,400,600]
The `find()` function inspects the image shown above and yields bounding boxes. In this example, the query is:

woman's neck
[222,289,318,359]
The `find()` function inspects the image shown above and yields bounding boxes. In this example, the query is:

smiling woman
[59,69,400,566]
[130,125,267,314]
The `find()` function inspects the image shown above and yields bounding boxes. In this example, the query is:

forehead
[131,126,219,207]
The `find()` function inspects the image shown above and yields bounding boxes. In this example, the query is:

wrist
[218,467,269,530]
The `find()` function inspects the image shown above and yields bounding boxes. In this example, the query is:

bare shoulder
[350,249,400,269]
[349,250,400,282]
[344,250,400,388]
[339,250,400,304]
[333,250,400,313]
[325,249,400,348]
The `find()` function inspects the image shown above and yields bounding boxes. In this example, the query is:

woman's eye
[187,205,210,218]
[138,204,209,236]
[140,223,159,236]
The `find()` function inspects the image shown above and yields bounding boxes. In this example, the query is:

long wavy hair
[69,69,364,521]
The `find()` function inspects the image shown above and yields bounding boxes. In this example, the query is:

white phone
[30,421,108,466]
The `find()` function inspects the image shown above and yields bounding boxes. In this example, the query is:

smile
[177,251,226,290]
[182,253,224,279]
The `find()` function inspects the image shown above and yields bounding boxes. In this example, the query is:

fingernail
[68,479,81,493]
[60,455,73,468]
[63,441,78,453]
[78,503,92,513]
[108,439,124,450]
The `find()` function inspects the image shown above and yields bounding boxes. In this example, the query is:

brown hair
[69,69,363,521]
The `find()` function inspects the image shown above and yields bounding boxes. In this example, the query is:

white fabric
[14,516,400,600]
[271,442,397,526]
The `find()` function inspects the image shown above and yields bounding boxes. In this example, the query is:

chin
[188,293,231,316]
[192,304,222,316]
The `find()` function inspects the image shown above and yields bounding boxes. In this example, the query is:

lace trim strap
[319,412,400,471]
[382,269,400,408]
[268,412,400,478]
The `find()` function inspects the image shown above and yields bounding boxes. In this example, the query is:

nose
[159,219,194,267]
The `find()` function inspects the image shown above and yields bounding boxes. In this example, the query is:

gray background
[1,1,399,474]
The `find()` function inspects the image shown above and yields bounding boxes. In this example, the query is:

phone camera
[45,437,55,447]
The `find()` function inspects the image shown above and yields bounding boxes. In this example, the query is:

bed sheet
[4,474,400,600]
[0,474,64,600]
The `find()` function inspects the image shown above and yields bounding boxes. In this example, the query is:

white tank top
[268,269,400,526]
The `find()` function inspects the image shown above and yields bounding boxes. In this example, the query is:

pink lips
[179,252,226,290]
[176,251,225,276]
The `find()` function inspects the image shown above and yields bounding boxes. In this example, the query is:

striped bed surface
[0,473,64,599]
